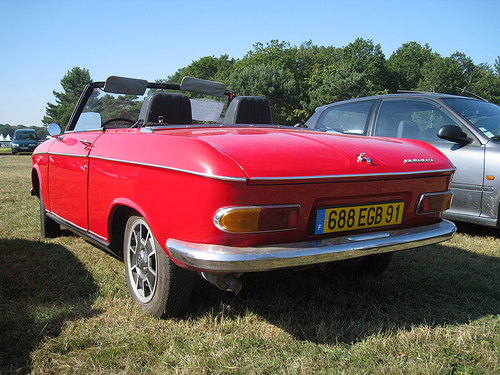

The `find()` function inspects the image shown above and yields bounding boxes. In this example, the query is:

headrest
[139,92,192,125]
[397,120,420,139]
[224,96,272,124]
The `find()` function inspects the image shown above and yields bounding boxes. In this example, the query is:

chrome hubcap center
[136,248,148,272]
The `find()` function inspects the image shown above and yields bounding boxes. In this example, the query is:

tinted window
[315,101,374,135]
[374,99,460,141]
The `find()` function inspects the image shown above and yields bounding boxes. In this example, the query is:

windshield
[14,131,36,140]
[74,86,228,132]
[74,89,145,131]
[442,97,500,139]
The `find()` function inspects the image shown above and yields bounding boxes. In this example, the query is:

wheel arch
[107,204,139,259]
[31,167,40,198]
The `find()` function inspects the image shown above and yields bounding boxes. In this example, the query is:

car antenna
[455,87,489,102]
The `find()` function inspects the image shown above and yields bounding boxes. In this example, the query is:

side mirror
[437,125,469,145]
[47,123,61,137]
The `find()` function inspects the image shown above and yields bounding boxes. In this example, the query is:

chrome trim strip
[249,168,456,182]
[47,211,87,232]
[450,183,495,193]
[166,219,456,273]
[39,151,247,182]
[38,151,88,159]
[46,211,110,246]
[450,182,483,192]
[89,155,248,182]
[89,230,109,242]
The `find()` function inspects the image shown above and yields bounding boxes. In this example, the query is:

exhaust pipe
[200,272,243,296]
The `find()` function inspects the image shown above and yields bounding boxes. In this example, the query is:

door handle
[79,140,94,151]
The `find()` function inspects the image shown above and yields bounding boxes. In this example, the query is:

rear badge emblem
[357,152,372,164]
[404,158,435,164]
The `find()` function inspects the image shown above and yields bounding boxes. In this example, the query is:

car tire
[123,215,193,318]
[334,252,393,277]
[39,190,61,238]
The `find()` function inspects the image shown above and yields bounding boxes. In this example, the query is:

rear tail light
[214,205,300,233]
[416,191,453,215]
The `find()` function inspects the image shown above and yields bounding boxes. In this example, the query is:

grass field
[1,149,499,374]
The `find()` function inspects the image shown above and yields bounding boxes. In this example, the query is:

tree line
[44,38,500,128]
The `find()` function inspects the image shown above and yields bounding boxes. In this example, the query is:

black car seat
[224,96,272,124]
[139,92,192,125]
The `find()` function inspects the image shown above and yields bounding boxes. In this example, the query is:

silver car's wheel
[124,215,194,317]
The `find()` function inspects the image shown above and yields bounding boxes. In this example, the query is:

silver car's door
[374,98,484,218]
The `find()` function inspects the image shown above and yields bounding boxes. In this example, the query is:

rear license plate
[314,201,405,235]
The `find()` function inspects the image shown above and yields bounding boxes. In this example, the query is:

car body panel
[46,131,102,231]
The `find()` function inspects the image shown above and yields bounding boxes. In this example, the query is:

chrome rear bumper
[166,219,456,273]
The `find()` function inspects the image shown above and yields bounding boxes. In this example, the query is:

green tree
[100,94,142,122]
[470,64,500,104]
[447,52,477,93]
[228,64,299,125]
[234,40,346,123]
[341,37,391,93]
[43,67,91,132]
[294,41,343,96]
[388,42,434,90]
[169,55,236,83]
[417,55,449,93]
[307,63,374,112]
[235,40,296,73]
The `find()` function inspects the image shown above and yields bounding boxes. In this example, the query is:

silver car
[305,92,500,228]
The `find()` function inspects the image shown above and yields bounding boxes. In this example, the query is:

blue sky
[1,0,499,127]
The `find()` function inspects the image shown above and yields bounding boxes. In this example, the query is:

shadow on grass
[190,222,500,345]
[455,221,500,238]
[0,238,99,374]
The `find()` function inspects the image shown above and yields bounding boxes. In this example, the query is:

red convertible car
[32,76,456,317]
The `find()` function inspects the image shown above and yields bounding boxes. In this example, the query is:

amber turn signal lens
[416,191,453,215]
[214,205,300,233]
[218,208,261,233]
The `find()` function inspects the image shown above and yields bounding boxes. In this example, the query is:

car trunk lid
[163,127,455,184]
